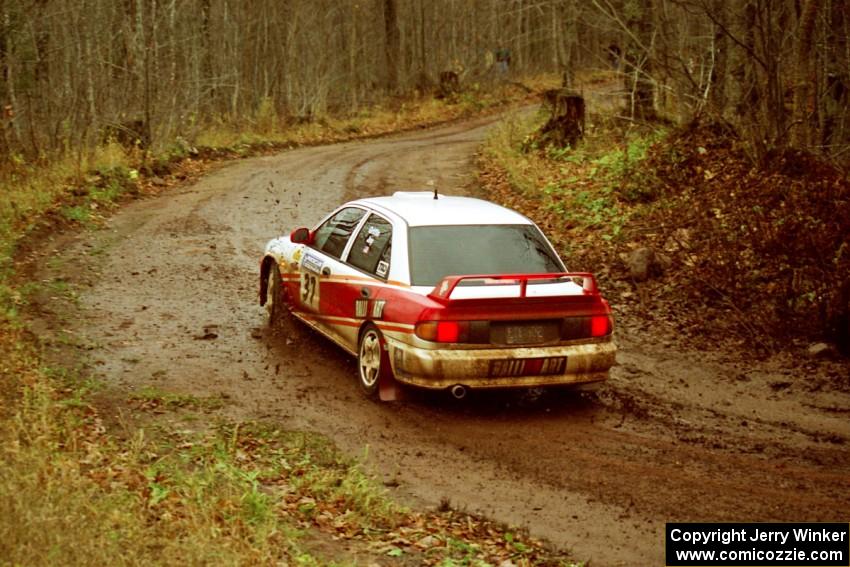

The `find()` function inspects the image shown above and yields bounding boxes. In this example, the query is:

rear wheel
[357,325,384,398]
[266,263,286,327]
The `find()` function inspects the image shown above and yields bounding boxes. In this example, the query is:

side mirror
[290,227,312,244]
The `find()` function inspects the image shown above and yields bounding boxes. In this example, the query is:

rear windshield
[408,224,563,286]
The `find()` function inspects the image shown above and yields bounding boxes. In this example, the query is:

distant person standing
[496,47,511,74]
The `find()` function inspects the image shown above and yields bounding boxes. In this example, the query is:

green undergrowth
[482,109,666,256]
[128,386,228,413]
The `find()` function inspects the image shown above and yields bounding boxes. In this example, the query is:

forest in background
[1,0,848,167]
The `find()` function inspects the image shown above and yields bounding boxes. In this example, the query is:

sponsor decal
[301,252,324,274]
[292,248,303,263]
[354,299,386,319]
[376,260,389,278]
[372,300,386,319]
[489,357,567,378]
[361,227,382,255]
[355,298,369,318]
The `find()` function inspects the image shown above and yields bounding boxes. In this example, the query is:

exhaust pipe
[450,384,467,400]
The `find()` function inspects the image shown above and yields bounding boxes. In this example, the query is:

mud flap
[378,371,399,401]
[377,341,403,401]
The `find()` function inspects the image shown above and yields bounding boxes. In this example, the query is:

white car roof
[354,191,532,227]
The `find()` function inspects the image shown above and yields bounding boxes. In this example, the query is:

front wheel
[358,325,385,398]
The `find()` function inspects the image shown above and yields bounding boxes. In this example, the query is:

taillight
[437,321,460,342]
[416,316,612,343]
[590,315,613,337]
[415,321,470,343]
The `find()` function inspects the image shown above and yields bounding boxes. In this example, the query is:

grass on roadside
[128,386,227,413]
[195,84,522,151]
[0,144,133,272]
[0,360,360,564]
[480,109,666,263]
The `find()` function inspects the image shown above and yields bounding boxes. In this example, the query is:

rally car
[259,191,616,400]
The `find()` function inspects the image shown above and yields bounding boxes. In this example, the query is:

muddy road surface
[56,112,849,565]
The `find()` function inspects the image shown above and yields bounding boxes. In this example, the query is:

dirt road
[58,111,850,565]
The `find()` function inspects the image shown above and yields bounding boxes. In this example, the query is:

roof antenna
[427,179,438,200]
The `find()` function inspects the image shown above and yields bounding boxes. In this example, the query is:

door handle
[321,267,331,276]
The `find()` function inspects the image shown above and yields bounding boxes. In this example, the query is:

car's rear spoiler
[427,272,600,304]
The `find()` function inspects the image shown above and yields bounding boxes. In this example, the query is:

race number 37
[300,272,319,311]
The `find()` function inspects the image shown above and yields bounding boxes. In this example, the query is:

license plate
[504,324,547,344]
[489,357,567,378]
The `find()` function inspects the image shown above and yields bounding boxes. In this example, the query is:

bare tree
[0,0,847,165]
[384,0,400,92]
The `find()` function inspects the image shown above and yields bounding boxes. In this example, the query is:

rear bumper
[385,338,617,390]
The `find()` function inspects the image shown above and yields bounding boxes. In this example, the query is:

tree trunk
[623,0,656,120]
[791,0,821,149]
[1,2,21,151]
[200,0,214,110]
[384,0,400,92]
[707,0,728,117]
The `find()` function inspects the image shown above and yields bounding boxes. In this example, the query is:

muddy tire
[357,325,385,398]
[266,263,286,327]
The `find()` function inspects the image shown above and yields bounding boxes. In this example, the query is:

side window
[311,207,366,259]
[347,214,392,278]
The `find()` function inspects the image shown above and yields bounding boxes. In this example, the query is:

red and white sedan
[259,192,616,400]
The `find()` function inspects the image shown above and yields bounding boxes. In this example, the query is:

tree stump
[537,89,585,148]
[828,277,850,356]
